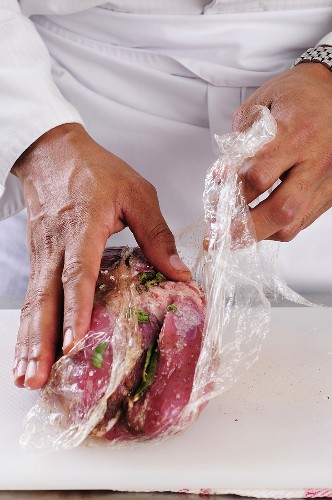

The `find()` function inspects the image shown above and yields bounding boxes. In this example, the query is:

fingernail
[25,360,37,383]
[15,359,28,379]
[63,327,73,351]
[169,254,191,273]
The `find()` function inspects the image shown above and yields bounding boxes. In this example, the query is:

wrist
[12,123,86,180]
[291,46,332,73]
[289,61,332,90]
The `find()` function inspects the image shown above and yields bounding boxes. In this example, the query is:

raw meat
[32,247,206,444]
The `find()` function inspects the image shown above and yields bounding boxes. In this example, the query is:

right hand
[12,123,191,390]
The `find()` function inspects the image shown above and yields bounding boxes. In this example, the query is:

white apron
[1,4,332,295]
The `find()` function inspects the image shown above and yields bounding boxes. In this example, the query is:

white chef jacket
[0,0,331,296]
[0,0,331,220]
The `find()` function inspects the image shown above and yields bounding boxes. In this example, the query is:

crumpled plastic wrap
[21,106,307,450]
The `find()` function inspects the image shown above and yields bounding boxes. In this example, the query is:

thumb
[124,185,191,281]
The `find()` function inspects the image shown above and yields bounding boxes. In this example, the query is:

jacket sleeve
[0,0,84,220]
[317,31,332,46]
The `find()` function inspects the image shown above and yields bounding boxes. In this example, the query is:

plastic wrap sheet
[21,107,306,451]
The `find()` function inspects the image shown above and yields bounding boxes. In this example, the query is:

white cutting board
[0,307,332,491]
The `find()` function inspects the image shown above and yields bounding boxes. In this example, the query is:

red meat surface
[38,247,206,444]
[106,294,204,440]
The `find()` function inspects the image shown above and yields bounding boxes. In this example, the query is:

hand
[233,62,332,242]
[12,124,191,390]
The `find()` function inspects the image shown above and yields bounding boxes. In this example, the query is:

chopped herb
[92,341,108,369]
[136,309,150,323]
[137,271,166,288]
[166,304,177,312]
[146,272,166,288]
[138,271,156,283]
[131,340,159,402]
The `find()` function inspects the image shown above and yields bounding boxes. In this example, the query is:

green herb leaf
[146,272,166,288]
[166,304,177,312]
[137,271,166,288]
[132,340,159,403]
[92,341,108,369]
[136,309,150,323]
[138,271,156,283]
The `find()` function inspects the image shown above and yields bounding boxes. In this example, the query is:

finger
[268,182,332,242]
[62,231,107,353]
[25,276,63,390]
[233,98,271,133]
[238,130,298,205]
[234,94,308,204]
[13,303,30,388]
[123,182,191,281]
[249,163,318,241]
[14,261,63,390]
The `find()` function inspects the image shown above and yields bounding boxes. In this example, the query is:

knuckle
[15,331,30,365]
[20,300,31,321]
[263,195,299,230]
[232,105,248,131]
[273,198,298,226]
[62,259,93,287]
[147,222,174,245]
[32,288,52,307]
[15,334,29,356]
[29,344,55,365]
[63,305,87,334]
[22,288,52,313]
[17,308,30,349]
[233,103,262,132]
[243,166,272,193]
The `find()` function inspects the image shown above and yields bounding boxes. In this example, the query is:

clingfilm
[21,107,309,450]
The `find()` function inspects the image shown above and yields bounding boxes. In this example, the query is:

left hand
[233,62,332,242]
